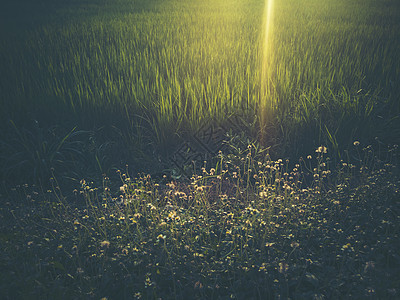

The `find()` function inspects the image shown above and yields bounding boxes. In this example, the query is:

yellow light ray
[260,0,274,145]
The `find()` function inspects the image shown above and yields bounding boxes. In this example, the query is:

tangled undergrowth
[0,143,399,299]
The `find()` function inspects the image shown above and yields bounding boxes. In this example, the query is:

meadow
[1,0,399,179]
[0,0,399,298]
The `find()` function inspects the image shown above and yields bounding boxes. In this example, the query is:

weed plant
[1,143,399,299]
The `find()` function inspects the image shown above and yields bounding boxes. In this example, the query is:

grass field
[1,0,399,179]
[0,0,400,298]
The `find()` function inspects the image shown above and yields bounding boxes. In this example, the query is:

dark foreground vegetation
[1,142,399,299]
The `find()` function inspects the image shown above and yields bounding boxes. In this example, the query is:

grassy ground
[1,143,399,299]
[1,0,400,298]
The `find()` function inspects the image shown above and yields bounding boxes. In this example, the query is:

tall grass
[0,0,399,167]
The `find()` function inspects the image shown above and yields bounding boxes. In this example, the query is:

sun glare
[260,0,274,145]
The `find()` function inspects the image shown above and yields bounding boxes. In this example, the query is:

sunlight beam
[260,0,274,145]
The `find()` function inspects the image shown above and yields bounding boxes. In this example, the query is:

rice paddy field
[1,0,400,298]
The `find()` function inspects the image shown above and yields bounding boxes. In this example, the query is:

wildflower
[100,240,110,249]
[290,241,300,248]
[365,287,375,295]
[144,274,154,288]
[157,234,166,241]
[219,194,228,200]
[307,155,312,160]
[259,263,267,272]
[168,210,177,220]
[315,146,327,153]
[341,243,352,250]
[147,203,156,210]
[279,262,289,273]
[353,141,360,146]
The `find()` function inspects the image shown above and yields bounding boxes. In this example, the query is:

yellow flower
[315,146,327,153]
[100,240,110,248]
[157,234,166,240]
[168,211,176,219]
